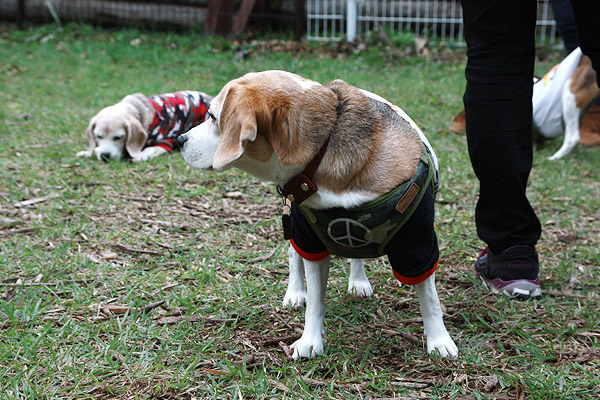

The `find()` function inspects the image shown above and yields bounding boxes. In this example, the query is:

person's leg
[570,0,600,87]
[461,0,542,297]
[550,0,579,53]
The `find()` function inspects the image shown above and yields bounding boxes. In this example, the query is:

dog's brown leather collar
[277,137,330,206]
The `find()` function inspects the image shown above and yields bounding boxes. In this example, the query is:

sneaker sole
[477,273,542,299]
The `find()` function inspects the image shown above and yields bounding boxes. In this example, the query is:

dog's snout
[177,134,188,147]
[100,152,112,162]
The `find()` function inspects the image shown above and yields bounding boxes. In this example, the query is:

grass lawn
[1,24,599,399]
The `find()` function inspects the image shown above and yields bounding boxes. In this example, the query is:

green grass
[1,24,599,399]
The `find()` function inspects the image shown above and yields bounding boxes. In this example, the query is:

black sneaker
[475,246,542,298]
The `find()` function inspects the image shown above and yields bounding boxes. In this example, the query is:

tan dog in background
[78,91,212,162]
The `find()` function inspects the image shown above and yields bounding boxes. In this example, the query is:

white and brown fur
[450,54,599,160]
[178,70,457,360]
[551,54,600,159]
[77,92,213,162]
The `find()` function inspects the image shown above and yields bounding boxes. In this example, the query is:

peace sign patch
[327,218,373,248]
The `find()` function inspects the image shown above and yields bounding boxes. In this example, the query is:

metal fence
[1,0,560,45]
[307,0,559,45]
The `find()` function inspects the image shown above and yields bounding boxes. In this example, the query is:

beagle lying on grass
[178,70,457,360]
[450,47,600,160]
[77,91,212,162]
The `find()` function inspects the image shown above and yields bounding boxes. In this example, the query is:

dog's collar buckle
[277,137,330,207]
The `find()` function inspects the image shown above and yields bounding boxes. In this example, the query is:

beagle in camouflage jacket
[78,91,212,162]
[178,70,457,360]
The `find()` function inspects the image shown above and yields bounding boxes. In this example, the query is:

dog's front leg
[131,146,168,162]
[283,244,307,308]
[549,83,581,160]
[290,256,330,359]
[348,259,373,296]
[414,273,458,358]
[76,149,94,158]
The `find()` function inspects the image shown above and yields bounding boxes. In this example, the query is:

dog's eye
[208,111,216,122]
[95,133,103,139]
[113,135,124,141]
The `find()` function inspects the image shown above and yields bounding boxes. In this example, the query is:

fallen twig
[382,329,420,344]
[150,282,181,297]
[0,227,36,237]
[143,300,166,313]
[13,195,58,208]
[247,248,277,263]
[160,282,181,291]
[267,378,291,393]
[156,315,237,325]
[110,244,163,256]
[139,218,177,227]
[301,376,365,392]
[263,334,301,347]
[372,398,426,400]
[391,377,434,389]
[544,289,587,299]
[0,279,94,287]
[109,194,157,202]
[278,341,292,359]
[201,368,229,376]
[399,331,420,344]
[101,305,130,315]
[272,312,303,334]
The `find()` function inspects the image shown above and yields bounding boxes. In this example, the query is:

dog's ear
[82,118,97,157]
[125,116,148,159]
[212,85,258,169]
[268,84,337,166]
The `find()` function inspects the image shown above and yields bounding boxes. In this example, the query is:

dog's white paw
[426,333,458,358]
[548,152,565,161]
[76,150,92,158]
[348,279,373,297]
[291,334,324,360]
[282,290,306,308]
[132,146,167,162]
[131,154,149,162]
[548,139,577,160]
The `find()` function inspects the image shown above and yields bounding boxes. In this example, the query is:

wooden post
[295,0,306,40]
[232,0,258,36]
[17,0,25,29]
[204,0,219,34]
[204,0,235,35]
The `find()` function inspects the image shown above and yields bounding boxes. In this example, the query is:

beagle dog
[77,91,212,162]
[178,70,457,360]
[450,48,600,160]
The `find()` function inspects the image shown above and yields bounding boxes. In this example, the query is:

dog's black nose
[177,134,188,147]
[100,152,111,162]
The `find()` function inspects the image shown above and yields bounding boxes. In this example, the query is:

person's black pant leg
[550,0,579,53]
[461,0,541,254]
[570,0,600,87]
